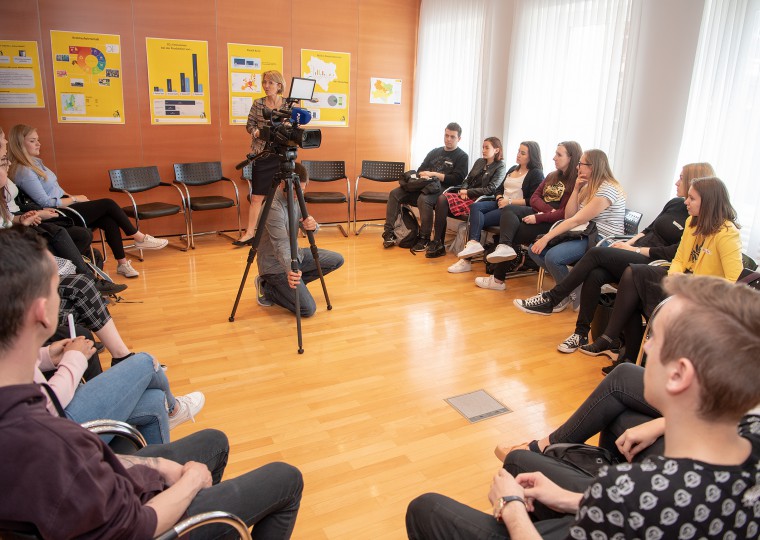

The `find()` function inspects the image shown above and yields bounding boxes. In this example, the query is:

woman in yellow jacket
[580,176,742,369]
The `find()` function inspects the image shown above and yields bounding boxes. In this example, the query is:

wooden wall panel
[0,0,419,233]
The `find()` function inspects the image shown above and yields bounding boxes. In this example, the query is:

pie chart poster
[50,31,125,124]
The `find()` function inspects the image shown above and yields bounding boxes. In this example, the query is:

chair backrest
[302,160,347,182]
[173,161,225,186]
[109,166,162,193]
[358,160,405,182]
[623,208,643,235]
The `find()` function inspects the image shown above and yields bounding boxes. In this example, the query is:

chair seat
[357,192,390,204]
[123,202,181,220]
[189,196,235,211]
[304,192,348,204]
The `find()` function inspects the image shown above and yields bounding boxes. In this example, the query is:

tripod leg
[285,179,305,353]
[293,180,332,310]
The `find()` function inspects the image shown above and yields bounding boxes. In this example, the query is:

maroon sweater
[0,384,160,538]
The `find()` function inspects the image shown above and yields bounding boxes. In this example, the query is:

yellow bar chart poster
[50,31,124,123]
[300,49,350,127]
[0,40,45,108]
[146,38,210,124]
[227,43,283,125]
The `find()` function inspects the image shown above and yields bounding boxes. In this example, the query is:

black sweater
[633,197,689,261]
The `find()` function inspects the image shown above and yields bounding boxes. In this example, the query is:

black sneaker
[411,236,429,252]
[425,240,445,258]
[579,336,621,360]
[382,230,397,248]
[557,333,588,353]
[95,280,128,296]
[513,293,554,315]
[602,358,629,376]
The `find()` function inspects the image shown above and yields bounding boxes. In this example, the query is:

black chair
[108,166,189,257]
[623,208,643,235]
[173,161,241,248]
[353,160,405,235]
[302,160,350,237]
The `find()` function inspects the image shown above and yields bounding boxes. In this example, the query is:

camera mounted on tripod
[259,77,322,152]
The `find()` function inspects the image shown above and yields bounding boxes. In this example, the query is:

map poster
[300,49,350,127]
[146,38,210,125]
[50,31,124,123]
[0,40,45,108]
[227,43,283,126]
[370,77,402,105]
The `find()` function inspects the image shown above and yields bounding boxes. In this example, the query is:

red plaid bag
[444,192,474,217]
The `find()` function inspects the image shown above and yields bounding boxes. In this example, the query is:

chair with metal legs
[353,160,405,234]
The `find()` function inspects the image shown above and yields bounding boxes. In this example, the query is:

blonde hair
[8,124,47,180]
[679,162,714,197]
[0,127,11,224]
[578,149,622,205]
[263,70,285,95]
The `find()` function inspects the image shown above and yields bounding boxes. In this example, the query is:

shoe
[255,275,273,307]
[513,293,554,315]
[579,336,621,360]
[382,230,397,248]
[448,259,472,273]
[168,392,205,430]
[552,296,571,313]
[494,440,541,463]
[457,240,484,259]
[94,280,128,295]
[475,275,505,290]
[232,235,254,247]
[486,244,517,263]
[411,237,429,252]
[93,341,106,353]
[601,358,629,376]
[571,292,580,312]
[133,234,168,250]
[557,333,589,353]
[116,260,139,278]
[425,240,445,258]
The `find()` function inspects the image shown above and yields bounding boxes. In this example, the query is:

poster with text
[0,40,45,108]
[50,31,124,123]
[227,43,282,125]
[370,77,402,105]
[146,38,210,124]
[300,49,350,127]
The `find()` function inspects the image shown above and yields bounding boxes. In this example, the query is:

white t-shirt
[502,171,527,200]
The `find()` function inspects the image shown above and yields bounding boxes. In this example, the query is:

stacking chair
[353,160,405,234]
[302,160,350,236]
[108,165,189,257]
[173,161,241,248]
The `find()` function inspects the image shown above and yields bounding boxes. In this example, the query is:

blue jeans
[261,248,344,317]
[467,200,500,242]
[528,238,588,284]
[64,352,175,444]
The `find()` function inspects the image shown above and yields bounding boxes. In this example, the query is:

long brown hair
[8,124,47,180]
[679,163,714,197]
[0,127,10,224]
[544,141,581,188]
[688,176,739,237]
[578,149,623,205]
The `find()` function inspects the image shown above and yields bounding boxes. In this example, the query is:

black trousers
[492,206,553,280]
[71,198,138,259]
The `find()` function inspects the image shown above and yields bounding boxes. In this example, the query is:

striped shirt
[580,181,626,238]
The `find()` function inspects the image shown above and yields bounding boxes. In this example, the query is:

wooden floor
[106,228,607,539]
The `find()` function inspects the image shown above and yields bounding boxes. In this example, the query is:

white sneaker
[116,260,139,278]
[168,392,205,430]
[553,296,571,313]
[448,259,472,273]
[457,240,485,259]
[486,244,517,263]
[134,234,168,250]
[474,275,505,290]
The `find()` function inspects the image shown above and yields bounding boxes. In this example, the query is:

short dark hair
[445,123,462,137]
[520,141,543,170]
[0,228,56,352]
[295,162,309,184]
[661,274,760,421]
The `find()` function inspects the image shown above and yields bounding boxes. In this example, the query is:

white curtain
[411,0,490,169]
[504,0,640,171]
[675,0,760,261]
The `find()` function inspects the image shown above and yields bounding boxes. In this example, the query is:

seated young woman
[513,162,714,356]
[423,137,508,260]
[8,124,168,279]
[35,338,204,444]
[525,149,626,311]
[579,176,743,367]
[447,141,543,274]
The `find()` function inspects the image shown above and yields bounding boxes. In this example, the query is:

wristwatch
[493,495,526,521]
[635,248,641,254]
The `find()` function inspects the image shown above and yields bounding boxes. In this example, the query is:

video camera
[259,77,321,150]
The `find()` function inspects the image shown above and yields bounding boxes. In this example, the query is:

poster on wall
[300,49,350,127]
[227,43,283,126]
[146,38,210,124]
[0,40,45,108]
[50,31,124,123]
[369,77,402,105]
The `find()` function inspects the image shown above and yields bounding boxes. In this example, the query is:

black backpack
[542,443,617,476]
[397,206,419,248]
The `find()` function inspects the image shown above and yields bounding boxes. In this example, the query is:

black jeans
[492,207,553,280]
[384,187,439,238]
[135,429,303,539]
[544,246,651,337]
[71,198,138,259]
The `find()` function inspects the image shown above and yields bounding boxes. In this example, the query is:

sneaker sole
[579,347,619,361]
[486,253,517,263]
[557,344,579,353]
[117,273,139,278]
[457,248,485,258]
[448,266,472,273]
[475,282,505,291]
[133,244,168,250]
[512,298,552,316]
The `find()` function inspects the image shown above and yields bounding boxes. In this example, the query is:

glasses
[578,162,592,167]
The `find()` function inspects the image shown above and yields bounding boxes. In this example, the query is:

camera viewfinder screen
[289,77,316,101]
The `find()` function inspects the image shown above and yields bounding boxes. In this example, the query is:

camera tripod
[229,149,332,354]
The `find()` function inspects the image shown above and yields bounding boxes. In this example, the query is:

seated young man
[0,228,303,539]
[406,273,760,539]
[255,162,344,317]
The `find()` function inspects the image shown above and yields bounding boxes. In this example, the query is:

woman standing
[235,70,287,246]
[9,125,167,278]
